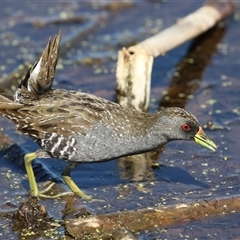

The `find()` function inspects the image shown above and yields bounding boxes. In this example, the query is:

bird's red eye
[181,123,191,131]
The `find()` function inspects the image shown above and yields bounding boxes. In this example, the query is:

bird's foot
[30,182,92,200]
[28,182,74,199]
[38,191,75,199]
[37,182,75,199]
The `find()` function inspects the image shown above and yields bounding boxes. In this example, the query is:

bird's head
[157,107,217,151]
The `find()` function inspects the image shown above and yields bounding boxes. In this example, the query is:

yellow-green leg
[24,152,60,198]
[24,151,92,200]
[24,152,39,197]
[62,164,92,201]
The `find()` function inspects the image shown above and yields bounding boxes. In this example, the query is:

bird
[0,31,217,200]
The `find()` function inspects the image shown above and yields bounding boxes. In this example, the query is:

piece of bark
[116,1,236,111]
[66,194,240,239]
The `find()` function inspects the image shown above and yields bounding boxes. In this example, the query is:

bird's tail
[14,30,61,103]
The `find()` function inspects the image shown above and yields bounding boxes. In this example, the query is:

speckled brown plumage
[0,31,217,199]
[0,89,202,161]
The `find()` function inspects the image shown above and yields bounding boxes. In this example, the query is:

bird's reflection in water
[117,147,209,190]
[118,146,164,183]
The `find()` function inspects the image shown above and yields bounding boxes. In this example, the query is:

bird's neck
[144,111,169,149]
[122,111,169,153]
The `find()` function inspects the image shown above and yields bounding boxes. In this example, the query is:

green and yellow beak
[194,126,217,151]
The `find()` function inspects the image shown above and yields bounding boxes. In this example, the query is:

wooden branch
[116,1,236,111]
[66,194,240,239]
[130,1,235,58]
[116,49,153,111]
